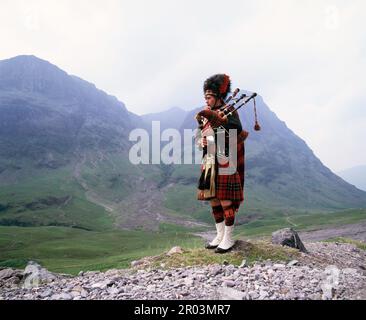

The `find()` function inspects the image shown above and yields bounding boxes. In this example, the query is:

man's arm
[223,111,242,132]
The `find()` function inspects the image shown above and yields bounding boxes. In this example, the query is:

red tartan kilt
[215,164,244,201]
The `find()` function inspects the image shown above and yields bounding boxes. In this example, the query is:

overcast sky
[0,0,365,172]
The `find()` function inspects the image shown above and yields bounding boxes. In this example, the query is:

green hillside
[0,224,204,275]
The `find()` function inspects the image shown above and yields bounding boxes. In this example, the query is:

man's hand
[195,113,203,121]
[218,111,228,123]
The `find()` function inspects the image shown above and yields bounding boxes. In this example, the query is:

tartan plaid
[197,109,226,128]
[216,161,244,202]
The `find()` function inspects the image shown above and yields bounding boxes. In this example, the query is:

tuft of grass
[323,237,366,250]
[137,240,300,270]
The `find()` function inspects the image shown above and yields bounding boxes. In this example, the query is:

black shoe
[215,246,233,254]
[205,243,218,249]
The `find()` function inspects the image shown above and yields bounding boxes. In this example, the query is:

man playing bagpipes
[195,74,260,253]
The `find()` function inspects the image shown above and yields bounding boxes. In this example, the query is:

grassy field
[0,163,115,231]
[1,209,365,275]
[0,223,204,275]
[1,158,365,276]
[235,208,366,238]
[0,225,301,275]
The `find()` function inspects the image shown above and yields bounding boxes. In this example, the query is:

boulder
[320,265,340,300]
[0,268,23,287]
[0,268,17,280]
[166,246,183,256]
[22,261,57,289]
[271,228,308,253]
[131,260,144,268]
[287,260,299,267]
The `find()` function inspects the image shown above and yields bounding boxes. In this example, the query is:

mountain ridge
[0,55,366,233]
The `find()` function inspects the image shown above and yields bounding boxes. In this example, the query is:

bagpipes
[195,88,261,146]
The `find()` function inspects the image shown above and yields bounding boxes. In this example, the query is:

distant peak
[0,55,70,78]
[167,106,186,112]
[14,54,39,59]
[4,54,50,64]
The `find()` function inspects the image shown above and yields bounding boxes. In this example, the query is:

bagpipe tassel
[253,97,261,131]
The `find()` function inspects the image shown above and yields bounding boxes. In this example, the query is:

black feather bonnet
[203,74,231,100]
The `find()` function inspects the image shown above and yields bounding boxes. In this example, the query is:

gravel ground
[1,240,365,300]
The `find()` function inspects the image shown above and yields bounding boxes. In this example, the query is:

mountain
[140,106,187,132]
[0,55,366,233]
[0,55,164,231]
[337,166,366,191]
[0,56,210,232]
[0,55,144,164]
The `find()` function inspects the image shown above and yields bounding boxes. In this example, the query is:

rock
[84,271,100,276]
[22,261,57,289]
[0,269,17,280]
[80,289,88,298]
[239,259,247,268]
[51,293,73,300]
[287,260,299,267]
[211,267,222,276]
[217,287,245,300]
[321,283,334,300]
[271,228,308,253]
[131,260,144,267]
[146,284,156,292]
[107,287,120,295]
[320,265,340,300]
[70,291,81,298]
[173,282,184,289]
[166,246,183,256]
[259,290,269,299]
[7,276,22,285]
[286,289,297,299]
[39,289,53,298]
[342,268,358,275]
[223,280,235,288]
[184,278,194,287]
[249,291,259,299]
[309,293,322,300]
[323,265,340,284]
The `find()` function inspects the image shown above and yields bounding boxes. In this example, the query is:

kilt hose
[211,205,224,223]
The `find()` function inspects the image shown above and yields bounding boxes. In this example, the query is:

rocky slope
[1,239,365,300]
